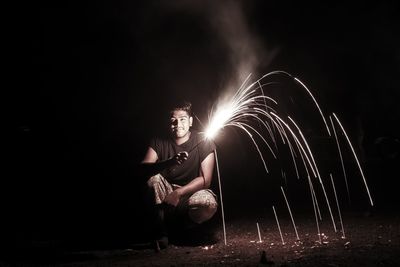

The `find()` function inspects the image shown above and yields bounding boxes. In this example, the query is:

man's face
[170,110,193,138]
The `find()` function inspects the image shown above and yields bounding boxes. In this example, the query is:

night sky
[7,1,400,246]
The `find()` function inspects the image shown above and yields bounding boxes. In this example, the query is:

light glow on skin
[170,110,193,143]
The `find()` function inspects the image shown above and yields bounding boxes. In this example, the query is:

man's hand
[163,189,182,207]
[171,151,188,166]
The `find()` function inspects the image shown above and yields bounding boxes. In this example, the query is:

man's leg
[147,174,174,248]
[186,189,218,224]
[171,189,218,245]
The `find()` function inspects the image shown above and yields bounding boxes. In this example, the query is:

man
[141,101,218,249]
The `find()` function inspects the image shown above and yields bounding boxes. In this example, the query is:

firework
[200,71,373,244]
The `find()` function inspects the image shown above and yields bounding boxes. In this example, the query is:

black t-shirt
[150,131,216,186]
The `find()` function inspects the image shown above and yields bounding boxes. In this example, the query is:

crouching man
[140,101,218,249]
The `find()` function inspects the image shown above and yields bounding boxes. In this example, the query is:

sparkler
[196,71,373,245]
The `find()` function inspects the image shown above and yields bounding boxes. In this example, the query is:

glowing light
[205,104,235,139]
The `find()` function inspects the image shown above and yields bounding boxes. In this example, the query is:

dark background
[5,0,400,250]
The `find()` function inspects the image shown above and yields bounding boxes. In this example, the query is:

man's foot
[154,236,169,251]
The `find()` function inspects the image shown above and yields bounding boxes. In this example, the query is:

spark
[293,77,331,136]
[256,222,262,243]
[214,149,227,246]
[332,113,374,206]
[329,115,351,204]
[310,180,322,244]
[281,170,288,186]
[330,173,346,238]
[309,177,322,221]
[199,71,373,245]
[318,175,338,232]
[288,116,338,232]
[272,206,285,245]
[281,186,300,240]
[270,113,319,179]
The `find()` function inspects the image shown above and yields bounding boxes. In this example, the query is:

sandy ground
[3,211,399,267]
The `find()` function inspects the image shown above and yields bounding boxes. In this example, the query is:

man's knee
[147,174,173,205]
[147,174,163,189]
[187,190,218,224]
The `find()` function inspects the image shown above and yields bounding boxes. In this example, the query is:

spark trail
[273,206,285,245]
[200,71,373,244]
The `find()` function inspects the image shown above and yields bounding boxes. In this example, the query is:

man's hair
[170,100,193,117]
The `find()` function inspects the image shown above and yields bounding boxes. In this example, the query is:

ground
[3,210,399,267]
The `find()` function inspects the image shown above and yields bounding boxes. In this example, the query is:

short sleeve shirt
[150,131,216,186]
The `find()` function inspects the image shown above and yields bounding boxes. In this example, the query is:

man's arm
[164,152,215,206]
[140,147,188,178]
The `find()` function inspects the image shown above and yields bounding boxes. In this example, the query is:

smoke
[156,0,278,95]
[207,1,277,89]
